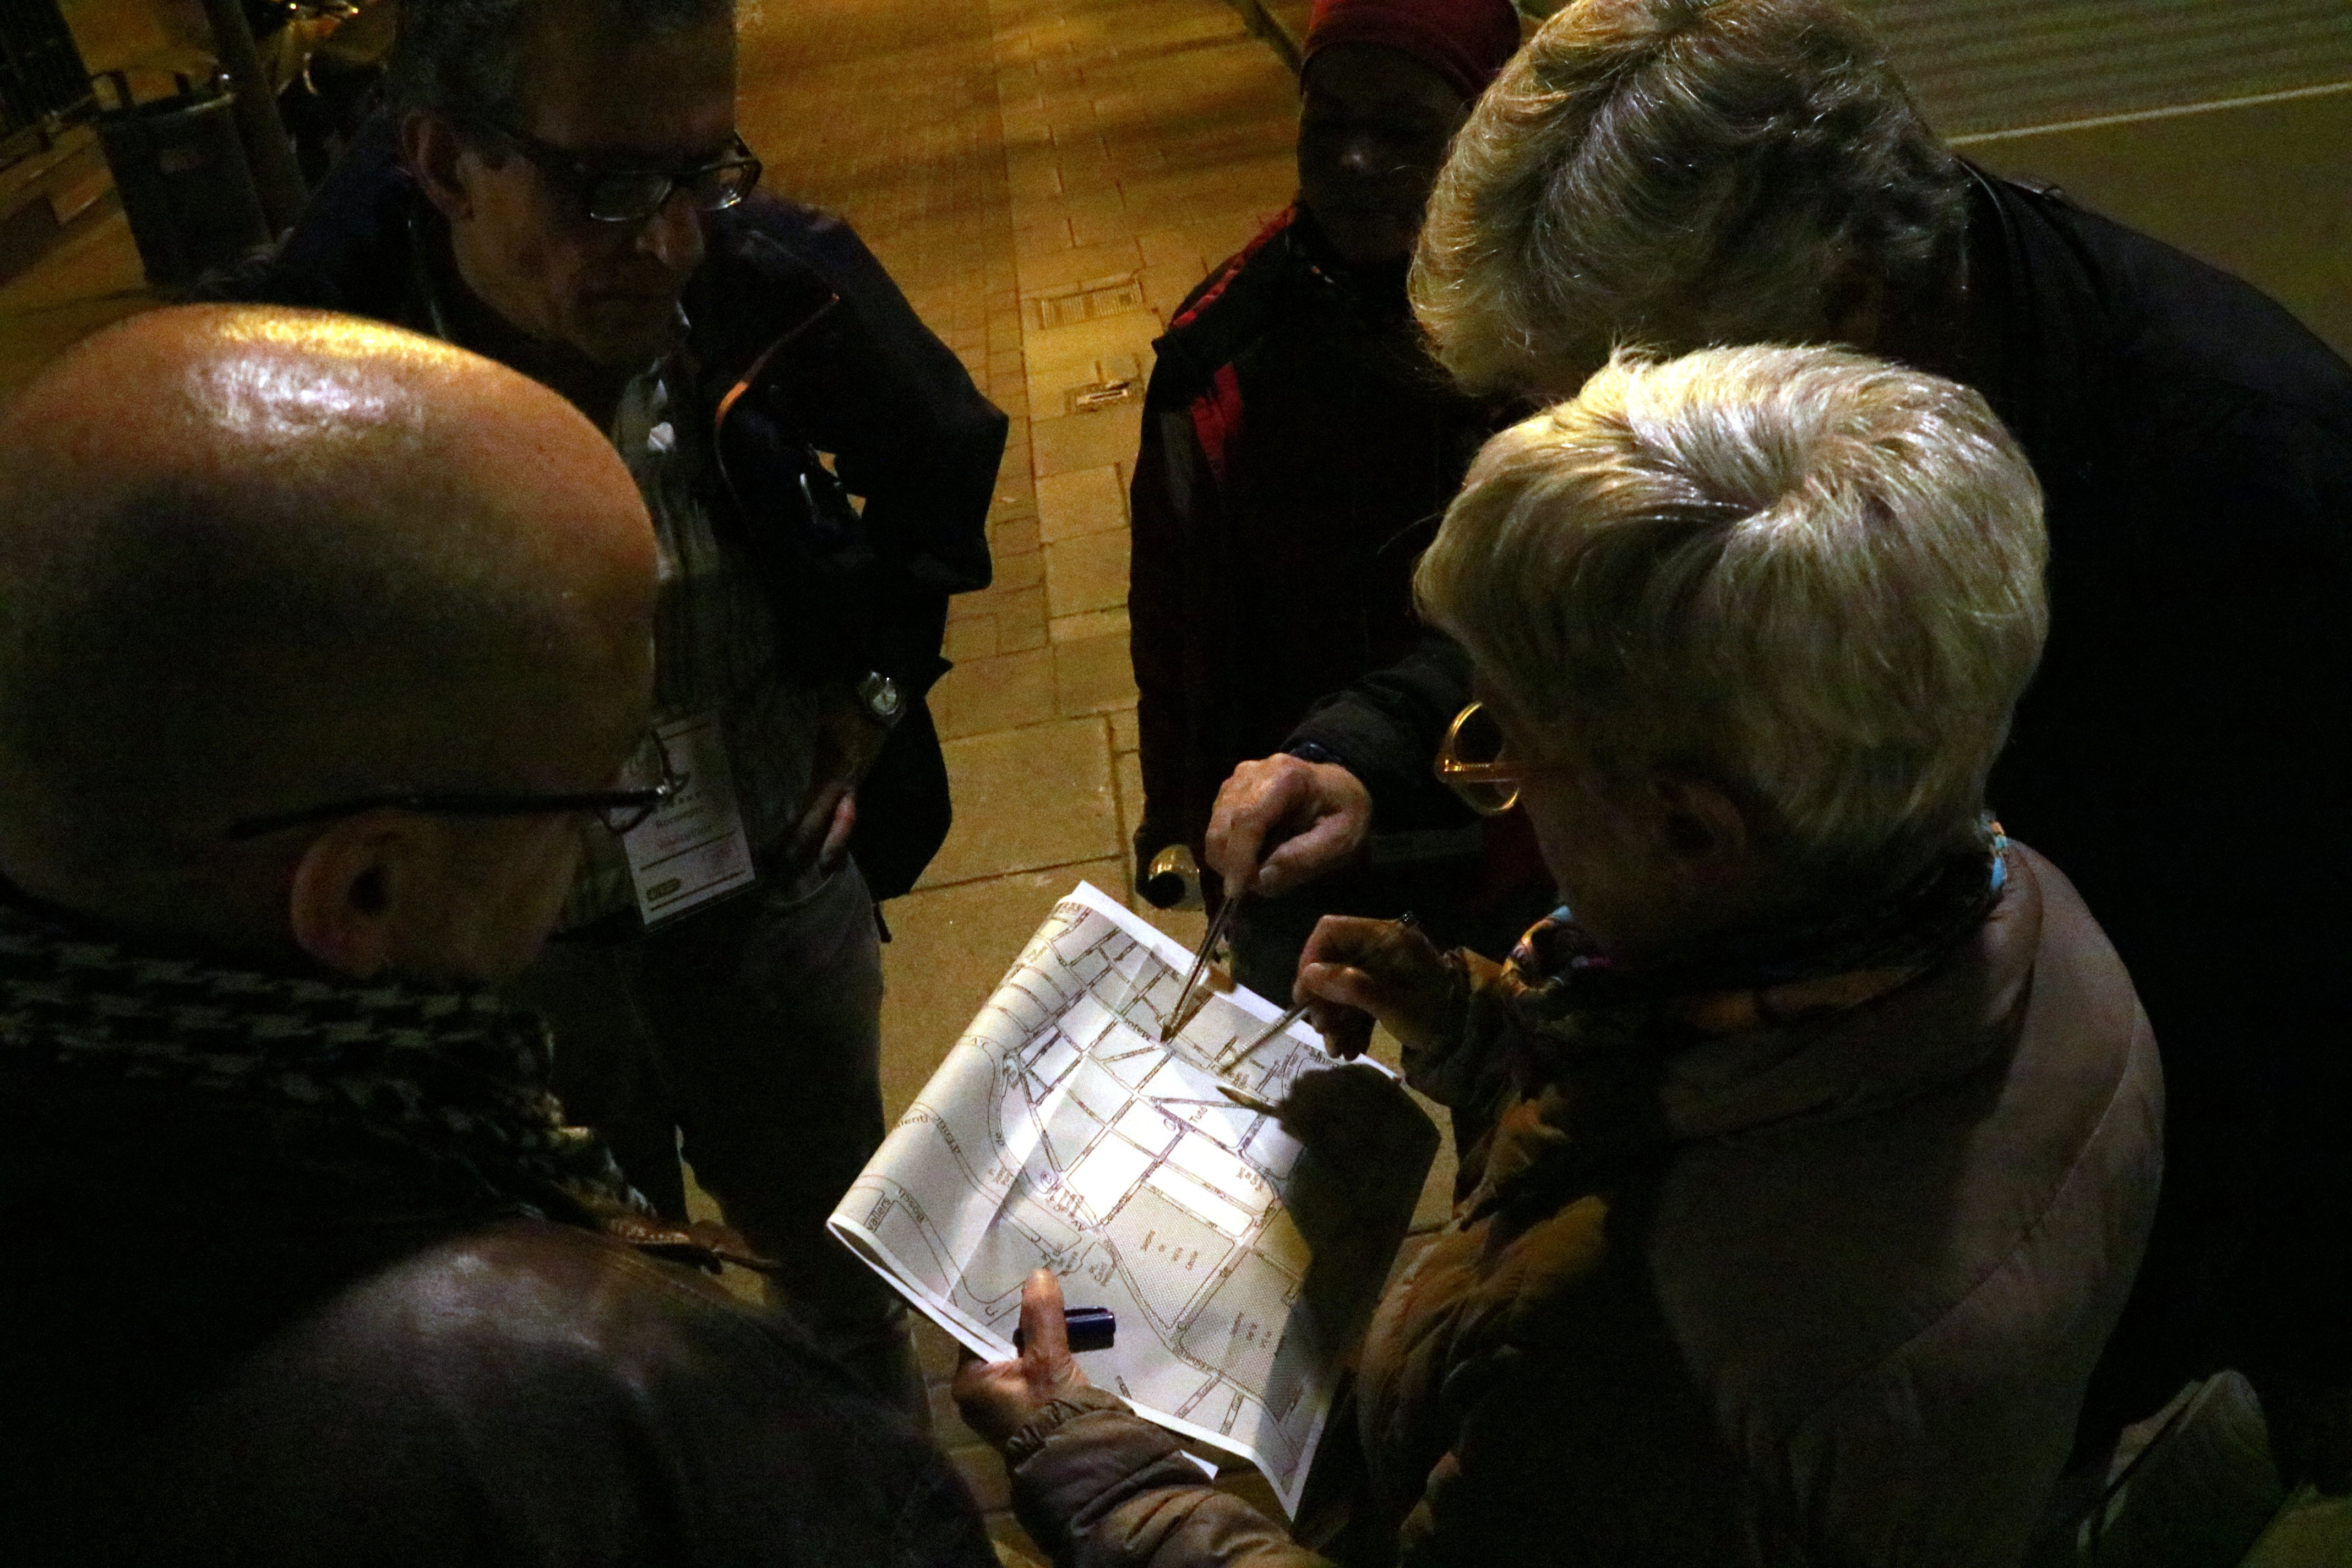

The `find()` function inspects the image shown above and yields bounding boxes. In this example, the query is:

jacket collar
[1958,164,2113,491]
[1466,846,2035,1223]
[1656,845,2039,1142]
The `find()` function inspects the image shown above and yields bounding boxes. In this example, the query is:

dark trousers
[509,858,923,1418]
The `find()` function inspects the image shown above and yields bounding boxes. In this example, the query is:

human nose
[636,188,706,275]
[1335,129,1389,182]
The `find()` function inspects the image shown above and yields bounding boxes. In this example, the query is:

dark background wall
[1859,0,2350,357]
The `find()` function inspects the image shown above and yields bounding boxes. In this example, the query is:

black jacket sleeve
[728,208,1003,591]
[698,204,1007,897]
[1285,632,1477,833]
[707,204,1006,695]
[1128,391,1209,878]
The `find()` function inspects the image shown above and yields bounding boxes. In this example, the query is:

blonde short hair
[1415,345,2046,883]
[1411,0,1967,396]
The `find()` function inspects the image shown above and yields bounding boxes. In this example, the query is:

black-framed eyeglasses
[471,119,763,225]
[225,731,681,842]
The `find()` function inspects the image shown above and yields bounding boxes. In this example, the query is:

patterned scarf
[1450,822,2013,1226]
[1501,819,2012,1091]
[0,894,643,1222]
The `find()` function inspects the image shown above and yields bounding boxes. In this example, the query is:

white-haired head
[1411,0,1967,397]
[1416,343,2046,890]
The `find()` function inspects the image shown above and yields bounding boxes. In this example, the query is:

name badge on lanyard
[622,711,759,925]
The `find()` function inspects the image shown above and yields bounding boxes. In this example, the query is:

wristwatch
[856,671,904,728]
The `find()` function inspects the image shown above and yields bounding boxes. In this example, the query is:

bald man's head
[0,306,655,960]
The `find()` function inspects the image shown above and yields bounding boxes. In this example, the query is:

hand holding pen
[1203,755,1373,902]
[1212,914,1418,1072]
[1291,911,1452,1061]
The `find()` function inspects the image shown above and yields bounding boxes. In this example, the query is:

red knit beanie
[1302,0,1523,102]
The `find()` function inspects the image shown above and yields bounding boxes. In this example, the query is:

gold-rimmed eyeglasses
[1433,700,1523,816]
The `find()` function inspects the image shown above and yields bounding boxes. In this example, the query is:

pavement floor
[731,0,1308,1544]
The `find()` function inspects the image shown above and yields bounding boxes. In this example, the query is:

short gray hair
[1415,345,2046,886]
[387,0,733,127]
[1411,0,1968,396]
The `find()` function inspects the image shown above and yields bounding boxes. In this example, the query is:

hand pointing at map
[952,1270,1091,1445]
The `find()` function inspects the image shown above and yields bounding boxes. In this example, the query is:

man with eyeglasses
[212,0,1006,1418]
[0,306,996,1566]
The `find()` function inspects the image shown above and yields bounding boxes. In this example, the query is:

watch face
[859,672,903,722]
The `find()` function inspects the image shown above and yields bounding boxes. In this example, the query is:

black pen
[1014,1305,1117,1353]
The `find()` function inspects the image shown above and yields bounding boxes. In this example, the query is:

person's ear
[286,812,438,981]
[402,109,477,224]
[1649,774,1753,884]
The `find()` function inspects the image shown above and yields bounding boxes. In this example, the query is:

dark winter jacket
[1128,206,1498,876]
[0,896,994,1567]
[1286,168,2352,1458]
[205,117,1006,900]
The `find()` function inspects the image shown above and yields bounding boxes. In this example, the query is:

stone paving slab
[917,715,1124,889]
[1043,525,1131,617]
[1036,460,1131,539]
[1033,406,1144,477]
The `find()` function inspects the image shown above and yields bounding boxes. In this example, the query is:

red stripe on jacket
[1191,363,1246,487]
[1178,208,1295,487]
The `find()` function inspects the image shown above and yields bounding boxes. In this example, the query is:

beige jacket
[1007,843,2163,1566]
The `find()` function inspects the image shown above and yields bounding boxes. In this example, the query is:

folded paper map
[829,881,1435,1515]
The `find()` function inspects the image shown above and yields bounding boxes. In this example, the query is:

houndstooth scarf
[0,893,644,1222]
